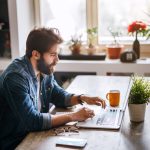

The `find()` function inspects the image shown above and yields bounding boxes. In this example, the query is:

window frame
[34,0,150,57]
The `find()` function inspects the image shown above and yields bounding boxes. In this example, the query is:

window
[39,0,150,44]
[98,0,150,43]
[40,0,86,42]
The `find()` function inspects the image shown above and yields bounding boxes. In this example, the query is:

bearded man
[0,28,106,150]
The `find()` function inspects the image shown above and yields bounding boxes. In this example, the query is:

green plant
[145,27,150,40]
[70,34,82,46]
[69,34,82,54]
[108,27,122,45]
[140,12,150,40]
[87,27,98,47]
[128,75,150,104]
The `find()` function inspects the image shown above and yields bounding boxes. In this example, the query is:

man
[0,28,106,149]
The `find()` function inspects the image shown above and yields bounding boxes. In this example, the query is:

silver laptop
[76,107,123,129]
[76,79,132,130]
[56,106,124,129]
[56,78,132,130]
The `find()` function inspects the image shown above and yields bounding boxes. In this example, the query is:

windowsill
[61,42,150,57]
[99,36,150,45]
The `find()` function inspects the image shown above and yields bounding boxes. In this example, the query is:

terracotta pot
[69,44,81,55]
[106,45,124,59]
[128,103,146,122]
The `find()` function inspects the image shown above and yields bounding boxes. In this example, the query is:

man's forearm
[70,94,87,105]
[51,114,72,127]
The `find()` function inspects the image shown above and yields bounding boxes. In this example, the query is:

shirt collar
[23,55,37,80]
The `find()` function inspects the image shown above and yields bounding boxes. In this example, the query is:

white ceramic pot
[128,103,146,122]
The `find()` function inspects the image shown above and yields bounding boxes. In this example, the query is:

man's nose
[56,54,59,62]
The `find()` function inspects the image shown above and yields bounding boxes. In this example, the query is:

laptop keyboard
[56,107,121,127]
[96,108,119,126]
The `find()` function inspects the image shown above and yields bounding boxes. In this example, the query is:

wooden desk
[16,76,150,150]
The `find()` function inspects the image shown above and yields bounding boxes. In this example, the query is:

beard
[37,57,55,75]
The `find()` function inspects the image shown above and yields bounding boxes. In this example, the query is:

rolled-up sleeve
[42,113,52,130]
[3,73,51,131]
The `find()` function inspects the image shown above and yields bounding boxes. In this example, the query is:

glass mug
[106,90,120,107]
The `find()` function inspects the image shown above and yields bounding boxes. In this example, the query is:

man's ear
[32,50,40,60]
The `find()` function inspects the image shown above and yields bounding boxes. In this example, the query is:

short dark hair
[26,27,63,58]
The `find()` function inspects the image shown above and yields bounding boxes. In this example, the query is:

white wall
[7,0,35,59]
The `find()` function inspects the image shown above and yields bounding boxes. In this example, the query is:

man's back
[0,56,46,149]
[0,56,72,149]
[0,56,31,149]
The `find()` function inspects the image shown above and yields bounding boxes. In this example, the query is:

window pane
[40,0,86,41]
[98,0,150,39]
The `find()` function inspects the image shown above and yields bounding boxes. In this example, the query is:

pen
[49,104,55,113]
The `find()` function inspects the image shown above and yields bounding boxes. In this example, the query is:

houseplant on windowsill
[128,75,150,122]
[106,28,124,59]
[69,34,82,55]
[86,27,98,55]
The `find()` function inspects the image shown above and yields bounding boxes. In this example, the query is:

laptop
[56,106,124,129]
[77,80,132,129]
[56,77,132,130]
[76,106,123,129]
[75,79,132,130]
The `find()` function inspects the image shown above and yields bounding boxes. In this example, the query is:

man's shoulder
[9,56,26,72]
[0,56,29,81]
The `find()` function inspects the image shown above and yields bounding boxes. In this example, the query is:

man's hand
[51,107,95,127]
[81,95,106,109]
[69,107,95,122]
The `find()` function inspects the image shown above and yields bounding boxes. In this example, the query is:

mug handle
[106,93,109,100]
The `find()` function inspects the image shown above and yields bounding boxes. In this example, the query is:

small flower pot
[128,103,146,122]
[69,44,81,55]
[106,44,124,59]
[87,45,96,55]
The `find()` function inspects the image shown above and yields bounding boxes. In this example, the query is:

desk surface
[16,76,150,150]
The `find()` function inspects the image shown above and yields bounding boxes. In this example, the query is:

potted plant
[69,34,82,55]
[128,75,150,122]
[87,27,98,55]
[128,21,148,59]
[106,27,124,59]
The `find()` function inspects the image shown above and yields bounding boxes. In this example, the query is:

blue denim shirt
[0,56,73,149]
